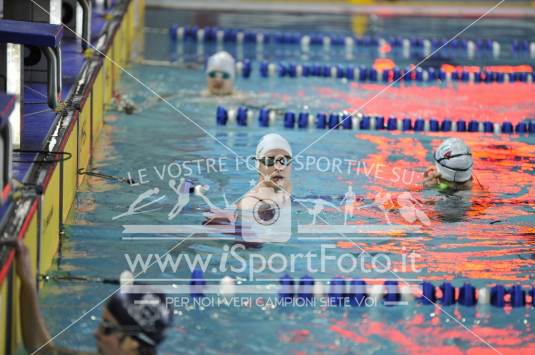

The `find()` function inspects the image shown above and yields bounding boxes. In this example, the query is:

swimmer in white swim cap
[206,51,236,96]
[238,133,293,211]
[424,138,473,190]
[255,133,293,190]
[200,134,293,232]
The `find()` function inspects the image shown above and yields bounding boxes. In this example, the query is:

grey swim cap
[434,138,473,183]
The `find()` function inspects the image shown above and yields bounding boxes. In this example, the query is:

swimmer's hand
[0,237,33,285]
[423,166,441,187]
[0,237,55,353]
[202,210,236,225]
[194,184,209,196]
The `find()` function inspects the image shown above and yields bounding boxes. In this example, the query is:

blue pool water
[38,9,535,354]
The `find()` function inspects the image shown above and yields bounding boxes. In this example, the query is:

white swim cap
[206,51,236,80]
[256,133,292,159]
[434,138,473,183]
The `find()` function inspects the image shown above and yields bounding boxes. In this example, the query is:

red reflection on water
[325,315,535,354]
[316,83,535,122]
[329,325,369,343]
[334,133,534,283]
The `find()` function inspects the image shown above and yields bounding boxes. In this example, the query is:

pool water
[38,10,535,354]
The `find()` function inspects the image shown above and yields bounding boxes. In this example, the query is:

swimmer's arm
[0,238,56,354]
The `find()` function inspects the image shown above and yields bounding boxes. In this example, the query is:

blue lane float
[440,282,456,306]
[491,285,507,307]
[421,281,437,305]
[283,112,296,128]
[298,112,309,129]
[235,59,252,79]
[383,280,401,305]
[215,106,535,135]
[216,106,228,125]
[510,285,526,308]
[258,108,270,127]
[529,287,535,307]
[169,25,535,60]
[279,274,295,300]
[297,275,315,301]
[236,106,249,126]
[348,279,367,307]
[458,283,477,307]
[328,277,346,306]
[316,113,327,129]
[190,268,206,298]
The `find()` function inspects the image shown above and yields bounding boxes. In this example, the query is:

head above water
[434,138,473,183]
[255,133,293,190]
[206,51,236,95]
[97,288,172,355]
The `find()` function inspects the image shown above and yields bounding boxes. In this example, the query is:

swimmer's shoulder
[237,194,262,211]
[232,91,250,102]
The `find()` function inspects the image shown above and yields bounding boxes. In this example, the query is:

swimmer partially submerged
[238,133,293,210]
[140,51,283,111]
[203,134,293,240]
[235,134,293,243]
[204,51,236,96]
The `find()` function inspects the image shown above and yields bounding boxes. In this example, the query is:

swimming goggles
[256,155,292,167]
[208,71,231,79]
[435,152,473,171]
[99,320,156,346]
[99,320,126,336]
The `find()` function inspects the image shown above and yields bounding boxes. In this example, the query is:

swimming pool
[38,8,534,354]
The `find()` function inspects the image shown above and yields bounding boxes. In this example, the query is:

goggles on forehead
[255,155,292,167]
[208,71,231,80]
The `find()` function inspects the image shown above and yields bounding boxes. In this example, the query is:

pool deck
[146,0,535,18]
[13,10,108,181]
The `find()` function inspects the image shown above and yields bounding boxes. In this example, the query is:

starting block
[0,19,64,148]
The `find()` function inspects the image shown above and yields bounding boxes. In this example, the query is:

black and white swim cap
[434,138,473,183]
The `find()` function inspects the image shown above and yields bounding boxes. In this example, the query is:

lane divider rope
[229,59,534,84]
[188,270,535,309]
[215,106,535,135]
[169,25,535,60]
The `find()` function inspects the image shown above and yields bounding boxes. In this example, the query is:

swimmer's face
[207,71,234,95]
[95,308,140,355]
[257,148,292,189]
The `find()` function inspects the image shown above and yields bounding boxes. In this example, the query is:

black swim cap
[106,289,173,347]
